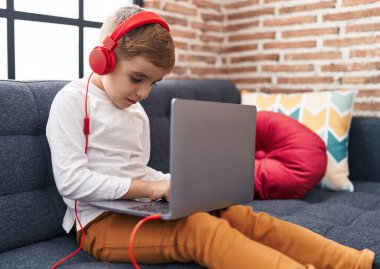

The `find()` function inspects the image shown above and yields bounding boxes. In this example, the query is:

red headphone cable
[83,72,93,153]
[51,201,85,269]
[129,215,161,269]
[51,73,93,268]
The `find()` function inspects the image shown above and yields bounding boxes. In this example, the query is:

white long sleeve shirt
[46,78,170,233]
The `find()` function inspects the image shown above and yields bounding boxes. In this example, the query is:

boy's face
[94,56,170,109]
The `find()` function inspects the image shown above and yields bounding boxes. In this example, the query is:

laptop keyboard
[129,201,169,214]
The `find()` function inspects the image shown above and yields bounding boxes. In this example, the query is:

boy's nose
[136,85,152,101]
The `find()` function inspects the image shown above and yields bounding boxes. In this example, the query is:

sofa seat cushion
[254,111,327,199]
[0,234,204,269]
[251,180,380,265]
[0,235,94,268]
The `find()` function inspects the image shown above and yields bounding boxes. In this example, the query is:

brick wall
[144,0,380,117]
[144,0,226,78]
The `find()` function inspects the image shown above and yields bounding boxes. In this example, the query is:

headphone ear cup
[89,46,116,75]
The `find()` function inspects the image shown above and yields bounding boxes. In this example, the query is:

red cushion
[254,111,327,199]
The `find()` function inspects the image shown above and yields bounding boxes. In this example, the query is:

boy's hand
[122,179,170,201]
[148,180,171,201]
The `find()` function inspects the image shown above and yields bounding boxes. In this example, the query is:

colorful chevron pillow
[241,90,356,192]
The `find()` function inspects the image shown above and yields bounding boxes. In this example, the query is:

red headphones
[89,11,170,75]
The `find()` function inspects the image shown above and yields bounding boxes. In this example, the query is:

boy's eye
[130,76,142,83]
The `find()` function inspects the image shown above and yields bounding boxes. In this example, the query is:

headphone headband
[111,12,169,46]
[103,12,170,50]
[89,11,170,75]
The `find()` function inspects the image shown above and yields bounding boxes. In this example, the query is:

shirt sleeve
[46,88,131,202]
[146,167,171,181]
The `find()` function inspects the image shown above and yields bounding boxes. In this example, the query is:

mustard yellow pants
[78,205,374,269]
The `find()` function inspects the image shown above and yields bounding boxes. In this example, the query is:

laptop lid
[168,98,256,219]
[90,98,256,220]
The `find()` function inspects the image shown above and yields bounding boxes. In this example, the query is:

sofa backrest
[348,117,380,182]
[0,80,69,253]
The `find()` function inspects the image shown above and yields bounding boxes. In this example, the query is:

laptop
[89,98,256,220]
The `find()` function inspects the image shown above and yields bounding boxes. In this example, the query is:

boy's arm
[46,89,131,202]
[122,179,170,201]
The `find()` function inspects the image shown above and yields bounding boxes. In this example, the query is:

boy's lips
[126,98,138,104]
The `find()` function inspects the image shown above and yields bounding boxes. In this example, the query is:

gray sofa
[0,79,379,269]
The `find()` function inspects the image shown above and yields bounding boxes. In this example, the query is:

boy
[47,5,374,269]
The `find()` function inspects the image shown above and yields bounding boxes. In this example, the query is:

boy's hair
[99,5,175,70]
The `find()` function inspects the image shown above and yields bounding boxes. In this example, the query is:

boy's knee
[180,211,227,237]
[184,211,214,228]
[221,205,253,220]
[219,205,258,232]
